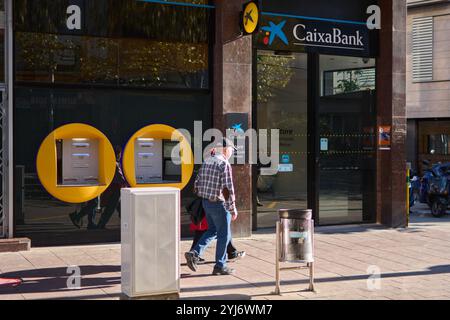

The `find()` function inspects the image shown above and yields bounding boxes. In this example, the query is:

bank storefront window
[14,0,210,89]
[0,0,4,82]
[13,0,213,246]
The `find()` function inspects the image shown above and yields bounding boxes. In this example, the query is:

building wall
[407,0,450,119]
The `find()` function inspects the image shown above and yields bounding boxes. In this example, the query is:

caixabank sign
[257,16,372,56]
[256,0,378,57]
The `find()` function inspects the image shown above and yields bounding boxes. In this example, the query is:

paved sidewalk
[1,210,450,300]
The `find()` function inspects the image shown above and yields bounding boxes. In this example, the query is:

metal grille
[412,16,434,82]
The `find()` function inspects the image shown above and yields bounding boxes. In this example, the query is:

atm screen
[163,141,182,183]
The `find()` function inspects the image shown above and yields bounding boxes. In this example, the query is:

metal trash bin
[275,209,315,295]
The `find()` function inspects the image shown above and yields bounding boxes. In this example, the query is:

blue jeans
[192,199,232,269]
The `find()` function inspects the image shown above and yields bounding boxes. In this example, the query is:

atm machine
[134,138,181,185]
[58,138,99,186]
[36,123,117,205]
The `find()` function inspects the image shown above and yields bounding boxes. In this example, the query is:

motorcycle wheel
[431,200,447,218]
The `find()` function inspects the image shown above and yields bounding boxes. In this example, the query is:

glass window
[256,51,308,229]
[14,0,211,89]
[320,56,375,96]
[318,55,377,225]
[13,0,213,245]
[0,0,5,83]
[323,67,375,96]
[15,33,209,88]
[14,0,211,41]
[427,134,450,155]
[14,86,212,245]
[417,121,450,174]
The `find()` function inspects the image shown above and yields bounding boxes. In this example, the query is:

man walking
[185,138,239,276]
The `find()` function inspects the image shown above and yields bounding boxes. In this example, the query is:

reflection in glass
[14,0,211,88]
[323,67,375,96]
[428,134,450,155]
[318,55,377,225]
[14,0,211,42]
[0,0,5,83]
[13,87,211,246]
[15,32,209,88]
[417,121,450,174]
[257,51,308,229]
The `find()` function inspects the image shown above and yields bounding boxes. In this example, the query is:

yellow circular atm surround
[242,1,259,35]
[122,124,194,190]
[36,124,116,204]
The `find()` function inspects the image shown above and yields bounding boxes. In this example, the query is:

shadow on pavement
[181,264,450,293]
[0,265,120,295]
[254,224,388,236]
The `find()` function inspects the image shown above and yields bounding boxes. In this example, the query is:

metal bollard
[275,209,315,295]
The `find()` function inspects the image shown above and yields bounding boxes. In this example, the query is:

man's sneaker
[184,252,199,272]
[212,266,236,276]
[228,251,246,262]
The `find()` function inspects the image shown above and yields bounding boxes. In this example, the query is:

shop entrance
[255,51,377,228]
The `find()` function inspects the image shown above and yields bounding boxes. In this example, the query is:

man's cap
[215,137,237,151]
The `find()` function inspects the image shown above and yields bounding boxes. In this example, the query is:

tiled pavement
[1,209,450,300]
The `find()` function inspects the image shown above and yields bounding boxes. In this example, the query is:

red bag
[190,216,208,232]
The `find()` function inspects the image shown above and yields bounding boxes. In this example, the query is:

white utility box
[121,187,180,299]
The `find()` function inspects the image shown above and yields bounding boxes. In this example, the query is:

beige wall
[407,2,450,119]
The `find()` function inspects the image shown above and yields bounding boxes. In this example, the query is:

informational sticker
[378,125,391,150]
[278,164,294,172]
[320,138,329,151]
[226,113,249,165]
[290,231,308,239]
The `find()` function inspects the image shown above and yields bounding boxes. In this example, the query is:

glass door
[317,55,377,225]
[256,51,308,228]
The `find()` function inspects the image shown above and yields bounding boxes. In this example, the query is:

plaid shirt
[194,154,236,212]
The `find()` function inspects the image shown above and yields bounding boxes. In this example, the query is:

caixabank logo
[261,20,289,45]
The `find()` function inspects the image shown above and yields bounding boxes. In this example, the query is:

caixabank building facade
[0,0,407,247]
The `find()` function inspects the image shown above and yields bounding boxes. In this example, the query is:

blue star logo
[231,123,245,134]
[262,20,288,45]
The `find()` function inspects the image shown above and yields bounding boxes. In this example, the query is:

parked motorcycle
[428,174,449,217]
[418,161,450,218]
